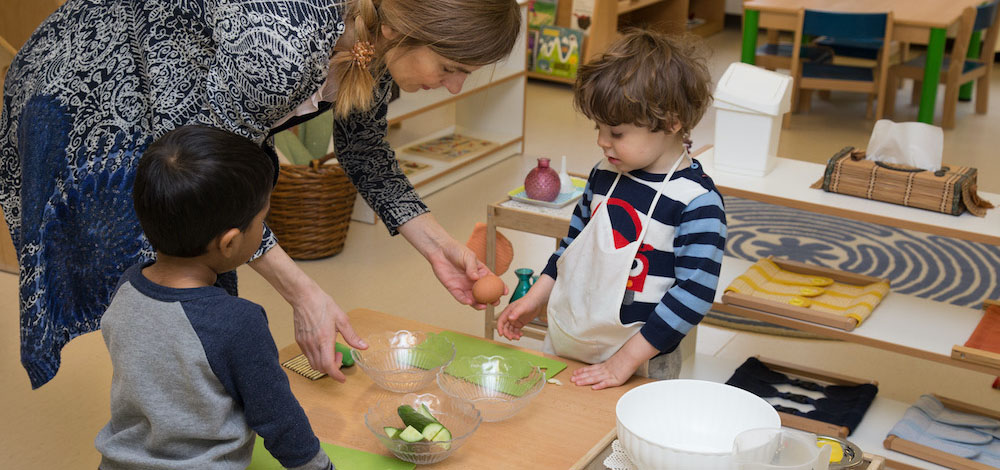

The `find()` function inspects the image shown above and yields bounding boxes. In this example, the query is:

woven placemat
[281,354,327,380]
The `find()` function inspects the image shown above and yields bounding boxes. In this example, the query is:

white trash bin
[712,62,793,177]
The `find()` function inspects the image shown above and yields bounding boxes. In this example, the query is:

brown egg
[472,274,506,304]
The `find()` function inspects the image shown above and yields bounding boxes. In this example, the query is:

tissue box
[812,147,994,217]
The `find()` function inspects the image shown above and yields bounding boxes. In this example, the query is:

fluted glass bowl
[364,392,481,465]
[351,330,455,392]
[436,355,545,422]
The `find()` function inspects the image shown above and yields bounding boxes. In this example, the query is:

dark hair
[574,29,713,141]
[133,125,274,257]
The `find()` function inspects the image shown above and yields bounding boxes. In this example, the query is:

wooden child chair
[885,1,999,129]
[788,10,894,128]
[754,8,833,72]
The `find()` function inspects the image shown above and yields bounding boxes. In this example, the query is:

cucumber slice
[431,427,452,450]
[397,405,436,430]
[418,404,438,422]
[421,422,444,441]
[398,425,424,443]
[383,426,400,439]
[335,342,354,367]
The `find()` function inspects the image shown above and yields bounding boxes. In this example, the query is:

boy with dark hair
[497,30,726,390]
[95,125,332,469]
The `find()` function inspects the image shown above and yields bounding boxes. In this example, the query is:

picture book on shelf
[527,0,558,28]
[571,0,594,34]
[402,134,498,162]
[533,25,583,79]
[527,28,539,71]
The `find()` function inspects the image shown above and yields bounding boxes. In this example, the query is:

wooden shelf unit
[529,0,725,84]
[483,145,1000,470]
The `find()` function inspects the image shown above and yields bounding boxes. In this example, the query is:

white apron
[545,152,687,365]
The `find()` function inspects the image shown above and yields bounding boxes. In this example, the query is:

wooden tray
[883,394,1000,470]
[754,356,878,439]
[722,257,890,332]
[951,299,1000,370]
[861,453,887,470]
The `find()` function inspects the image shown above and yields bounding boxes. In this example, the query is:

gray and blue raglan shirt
[95,263,332,470]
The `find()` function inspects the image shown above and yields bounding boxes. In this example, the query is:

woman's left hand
[399,213,505,310]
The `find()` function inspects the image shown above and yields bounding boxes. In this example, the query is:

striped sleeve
[640,189,727,353]
[541,164,601,280]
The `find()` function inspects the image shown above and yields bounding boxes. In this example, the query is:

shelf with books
[392,125,524,196]
[686,0,726,37]
[527,0,724,84]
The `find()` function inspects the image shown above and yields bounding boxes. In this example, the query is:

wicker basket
[267,153,357,259]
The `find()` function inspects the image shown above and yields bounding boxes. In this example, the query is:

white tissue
[865,119,943,172]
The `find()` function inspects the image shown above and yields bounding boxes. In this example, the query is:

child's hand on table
[572,334,659,390]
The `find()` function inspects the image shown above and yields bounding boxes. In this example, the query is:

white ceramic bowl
[615,379,780,470]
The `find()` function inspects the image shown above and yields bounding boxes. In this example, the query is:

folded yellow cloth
[725,259,890,325]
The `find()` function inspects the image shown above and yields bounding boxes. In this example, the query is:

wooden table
[741,0,987,124]
[279,308,654,469]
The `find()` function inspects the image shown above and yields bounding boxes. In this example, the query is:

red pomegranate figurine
[524,157,560,202]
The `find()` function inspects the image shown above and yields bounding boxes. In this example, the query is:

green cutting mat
[248,436,414,470]
[437,331,567,397]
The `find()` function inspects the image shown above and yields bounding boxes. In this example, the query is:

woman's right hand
[249,244,367,382]
[290,283,366,382]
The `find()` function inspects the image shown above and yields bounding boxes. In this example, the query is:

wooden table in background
[279,308,654,470]
[741,0,987,124]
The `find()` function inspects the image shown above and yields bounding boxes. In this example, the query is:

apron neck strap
[631,149,687,241]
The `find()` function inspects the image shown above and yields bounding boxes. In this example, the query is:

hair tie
[351,40,375,68]
[683,136,693,153]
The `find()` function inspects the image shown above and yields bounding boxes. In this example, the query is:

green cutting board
[248,437,414,470]
[437,331,567,389]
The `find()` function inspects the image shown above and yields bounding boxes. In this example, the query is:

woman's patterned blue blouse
[0,0,429,388]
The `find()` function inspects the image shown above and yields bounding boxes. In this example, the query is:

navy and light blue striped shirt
[542,158,727,354]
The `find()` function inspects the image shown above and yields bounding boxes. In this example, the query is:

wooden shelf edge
[527,71,576,84]
[618,0,666,15]
[411,137,523,190]
[711,301,1000,376]
[688,19,725,37]
[951,345,1000,370]
[388,71,526,125]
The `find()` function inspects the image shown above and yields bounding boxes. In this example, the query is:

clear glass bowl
[436,355,545,422]
[351,330,455,393]
[364,392,481,465]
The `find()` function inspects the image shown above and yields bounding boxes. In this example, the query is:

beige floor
[2,27,1000,469]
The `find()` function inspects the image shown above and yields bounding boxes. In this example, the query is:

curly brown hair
[573,29,712,142]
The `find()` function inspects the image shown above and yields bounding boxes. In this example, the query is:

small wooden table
[279,308,654,469]
[741,0,987,124]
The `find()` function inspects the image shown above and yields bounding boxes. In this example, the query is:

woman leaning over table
[0,0,521,388]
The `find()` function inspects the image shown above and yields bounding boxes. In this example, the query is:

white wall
[725,0,742,15]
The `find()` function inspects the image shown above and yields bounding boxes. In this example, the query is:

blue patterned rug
[709,197,1000,337]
